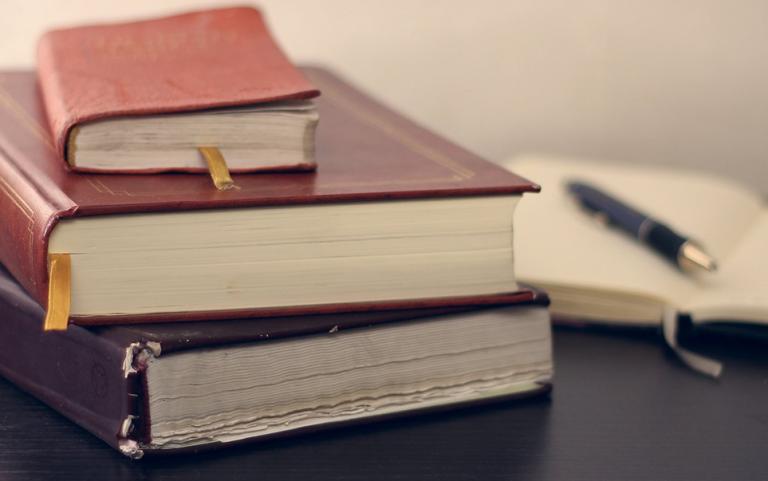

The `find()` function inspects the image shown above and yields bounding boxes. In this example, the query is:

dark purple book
[0,266,552,458]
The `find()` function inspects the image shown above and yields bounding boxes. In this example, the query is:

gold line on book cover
[0,78,56,222]
[318,81,476,180]
[86,178,134,197]
[0,175,34,219]
[0,79,55,151]
[0,174,36,276]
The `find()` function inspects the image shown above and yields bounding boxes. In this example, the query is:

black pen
[566,180,717,273]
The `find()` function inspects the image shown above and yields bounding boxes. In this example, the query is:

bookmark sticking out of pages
[43,253,71,331]
[198,147,236,191]
[662,307,722,378]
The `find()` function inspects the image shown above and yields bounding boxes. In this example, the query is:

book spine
[0,275,144,455]
[0,146,66,306]
[0,71,78,307]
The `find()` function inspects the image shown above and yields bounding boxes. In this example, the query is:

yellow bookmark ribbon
[43,253,71,331]
[198,146,236,191]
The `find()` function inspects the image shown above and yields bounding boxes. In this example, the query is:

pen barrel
[567,182,648,234]
[642,222,687,265]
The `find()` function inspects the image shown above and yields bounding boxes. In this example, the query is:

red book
[37,7,320,173]
[0,67,539,326]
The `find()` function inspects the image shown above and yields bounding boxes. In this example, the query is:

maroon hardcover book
[0,265,552,458]
[0,67,539,325]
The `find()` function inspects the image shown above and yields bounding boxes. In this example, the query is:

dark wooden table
[0,326,766,481]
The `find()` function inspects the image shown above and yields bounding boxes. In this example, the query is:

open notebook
[506,155,767,329]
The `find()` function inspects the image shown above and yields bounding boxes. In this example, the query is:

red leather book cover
[0,264,550,457]
[37,7,319,167]
[0,66,539,324]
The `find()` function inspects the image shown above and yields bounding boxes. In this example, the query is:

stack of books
[0,7,552,458]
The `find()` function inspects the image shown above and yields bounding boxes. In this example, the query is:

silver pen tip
[678,241,718,273]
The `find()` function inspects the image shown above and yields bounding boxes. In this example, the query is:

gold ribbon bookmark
[43,253,71,331]
[198,146,236,191]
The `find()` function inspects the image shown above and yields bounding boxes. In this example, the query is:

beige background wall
[1,0,766,191]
